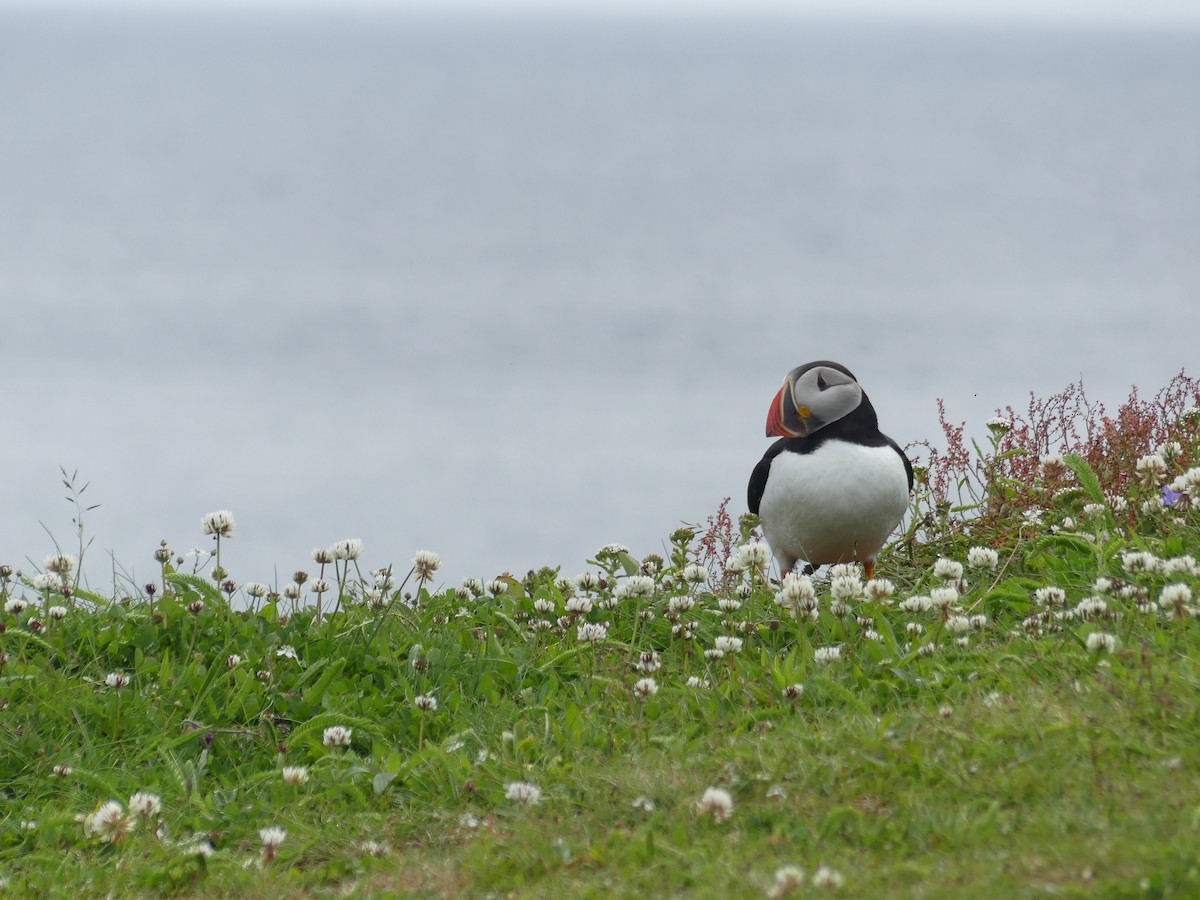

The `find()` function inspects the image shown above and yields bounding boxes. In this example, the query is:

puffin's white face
[766,364,863,438]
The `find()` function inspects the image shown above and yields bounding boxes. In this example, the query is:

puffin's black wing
[747,457,770,515]
[887,436,915,492]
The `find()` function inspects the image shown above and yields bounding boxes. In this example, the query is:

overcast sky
[2,0,1199,26]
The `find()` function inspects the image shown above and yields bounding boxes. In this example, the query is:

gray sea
[1,10,1198,590]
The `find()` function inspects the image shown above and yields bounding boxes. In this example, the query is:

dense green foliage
[2,392,1199,898]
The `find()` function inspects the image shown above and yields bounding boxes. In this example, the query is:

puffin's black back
[747,392,913,514]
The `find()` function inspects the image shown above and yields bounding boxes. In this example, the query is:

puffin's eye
[816,373,829,391]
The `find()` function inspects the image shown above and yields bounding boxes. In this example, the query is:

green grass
[2,451,1200,898]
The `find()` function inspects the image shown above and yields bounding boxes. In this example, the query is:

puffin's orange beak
[766,383,806,437]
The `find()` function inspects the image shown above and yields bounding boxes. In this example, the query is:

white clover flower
[281,766,309,785]
[704,648,725,661]
[409,550,440,581]
[737,542,772,570]
[200,510,236,538]
[85,800,130,842]
[1040,454,1066,476]
[1121,551,1159,574]
[52,764,72,777]
[695,786,734,822]
[622,575,655,598]
[1163,556,1199,577]
[632,677,659,699]
[681,564,708,586]
[577,622,608,642]
[576,572,601,591]
[331,538,364,561]
[105,672,130,690]
[775,572,818,613]
[1075,596,1108,618]
[5,597,29,615]
[226,654,242,668]
[1092,577,1113,594]
[1160,584,1193,607]
[717,596,743,612]
[668,595,696,613]
[461,577,485,597]
[905,622,924,636]
[486,579,508,597]
[29,573,62,593]
[713,635,743,654]
[1033,586,1067,607]
[929,586,959,610]
[260,826,287,850]
[1083,502,1107,517]
[1174,466,1200,495]
[783,683,804,699]
[967,547,1000,570]
[564,596,593,615]
[636,650,661,673]
[532,597,556,615]
[811,864,845,890]
[898,595,932,613]
[42,553,77,575]
[128,791,162,819]
[1086,632,1117,653]
[1135,454,1168,483]
[864,578,895,601]
[813,645,841,665]
[1140,497,1165,515]
[969,614,988,630]
[359,839,389,857]
[505,781,542,805]
[685,675,711,689]
[414,694,438,712]
[945,615,972,634]
[769,865,806,898]
[830,573,863,602]
[1158,440,1183,461]
[308,579,332,595]
[631,796,655,812]
[239,582,268,599]
[933,558,964,580]
[322,725,353,748]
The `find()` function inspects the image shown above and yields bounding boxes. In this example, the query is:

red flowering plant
[905,371,1200,550]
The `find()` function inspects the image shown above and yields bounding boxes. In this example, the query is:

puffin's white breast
[759,439,910,572]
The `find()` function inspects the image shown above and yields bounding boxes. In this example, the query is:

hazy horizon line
[1,0,1199,29]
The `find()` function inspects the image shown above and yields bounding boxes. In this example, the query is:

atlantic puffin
[747,361,913,580]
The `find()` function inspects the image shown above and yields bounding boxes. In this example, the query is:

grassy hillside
[2,375,1199,898]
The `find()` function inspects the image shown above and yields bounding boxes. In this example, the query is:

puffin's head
[766,361,863,438]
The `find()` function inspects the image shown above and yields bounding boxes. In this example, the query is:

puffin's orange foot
[864,560,876,581]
